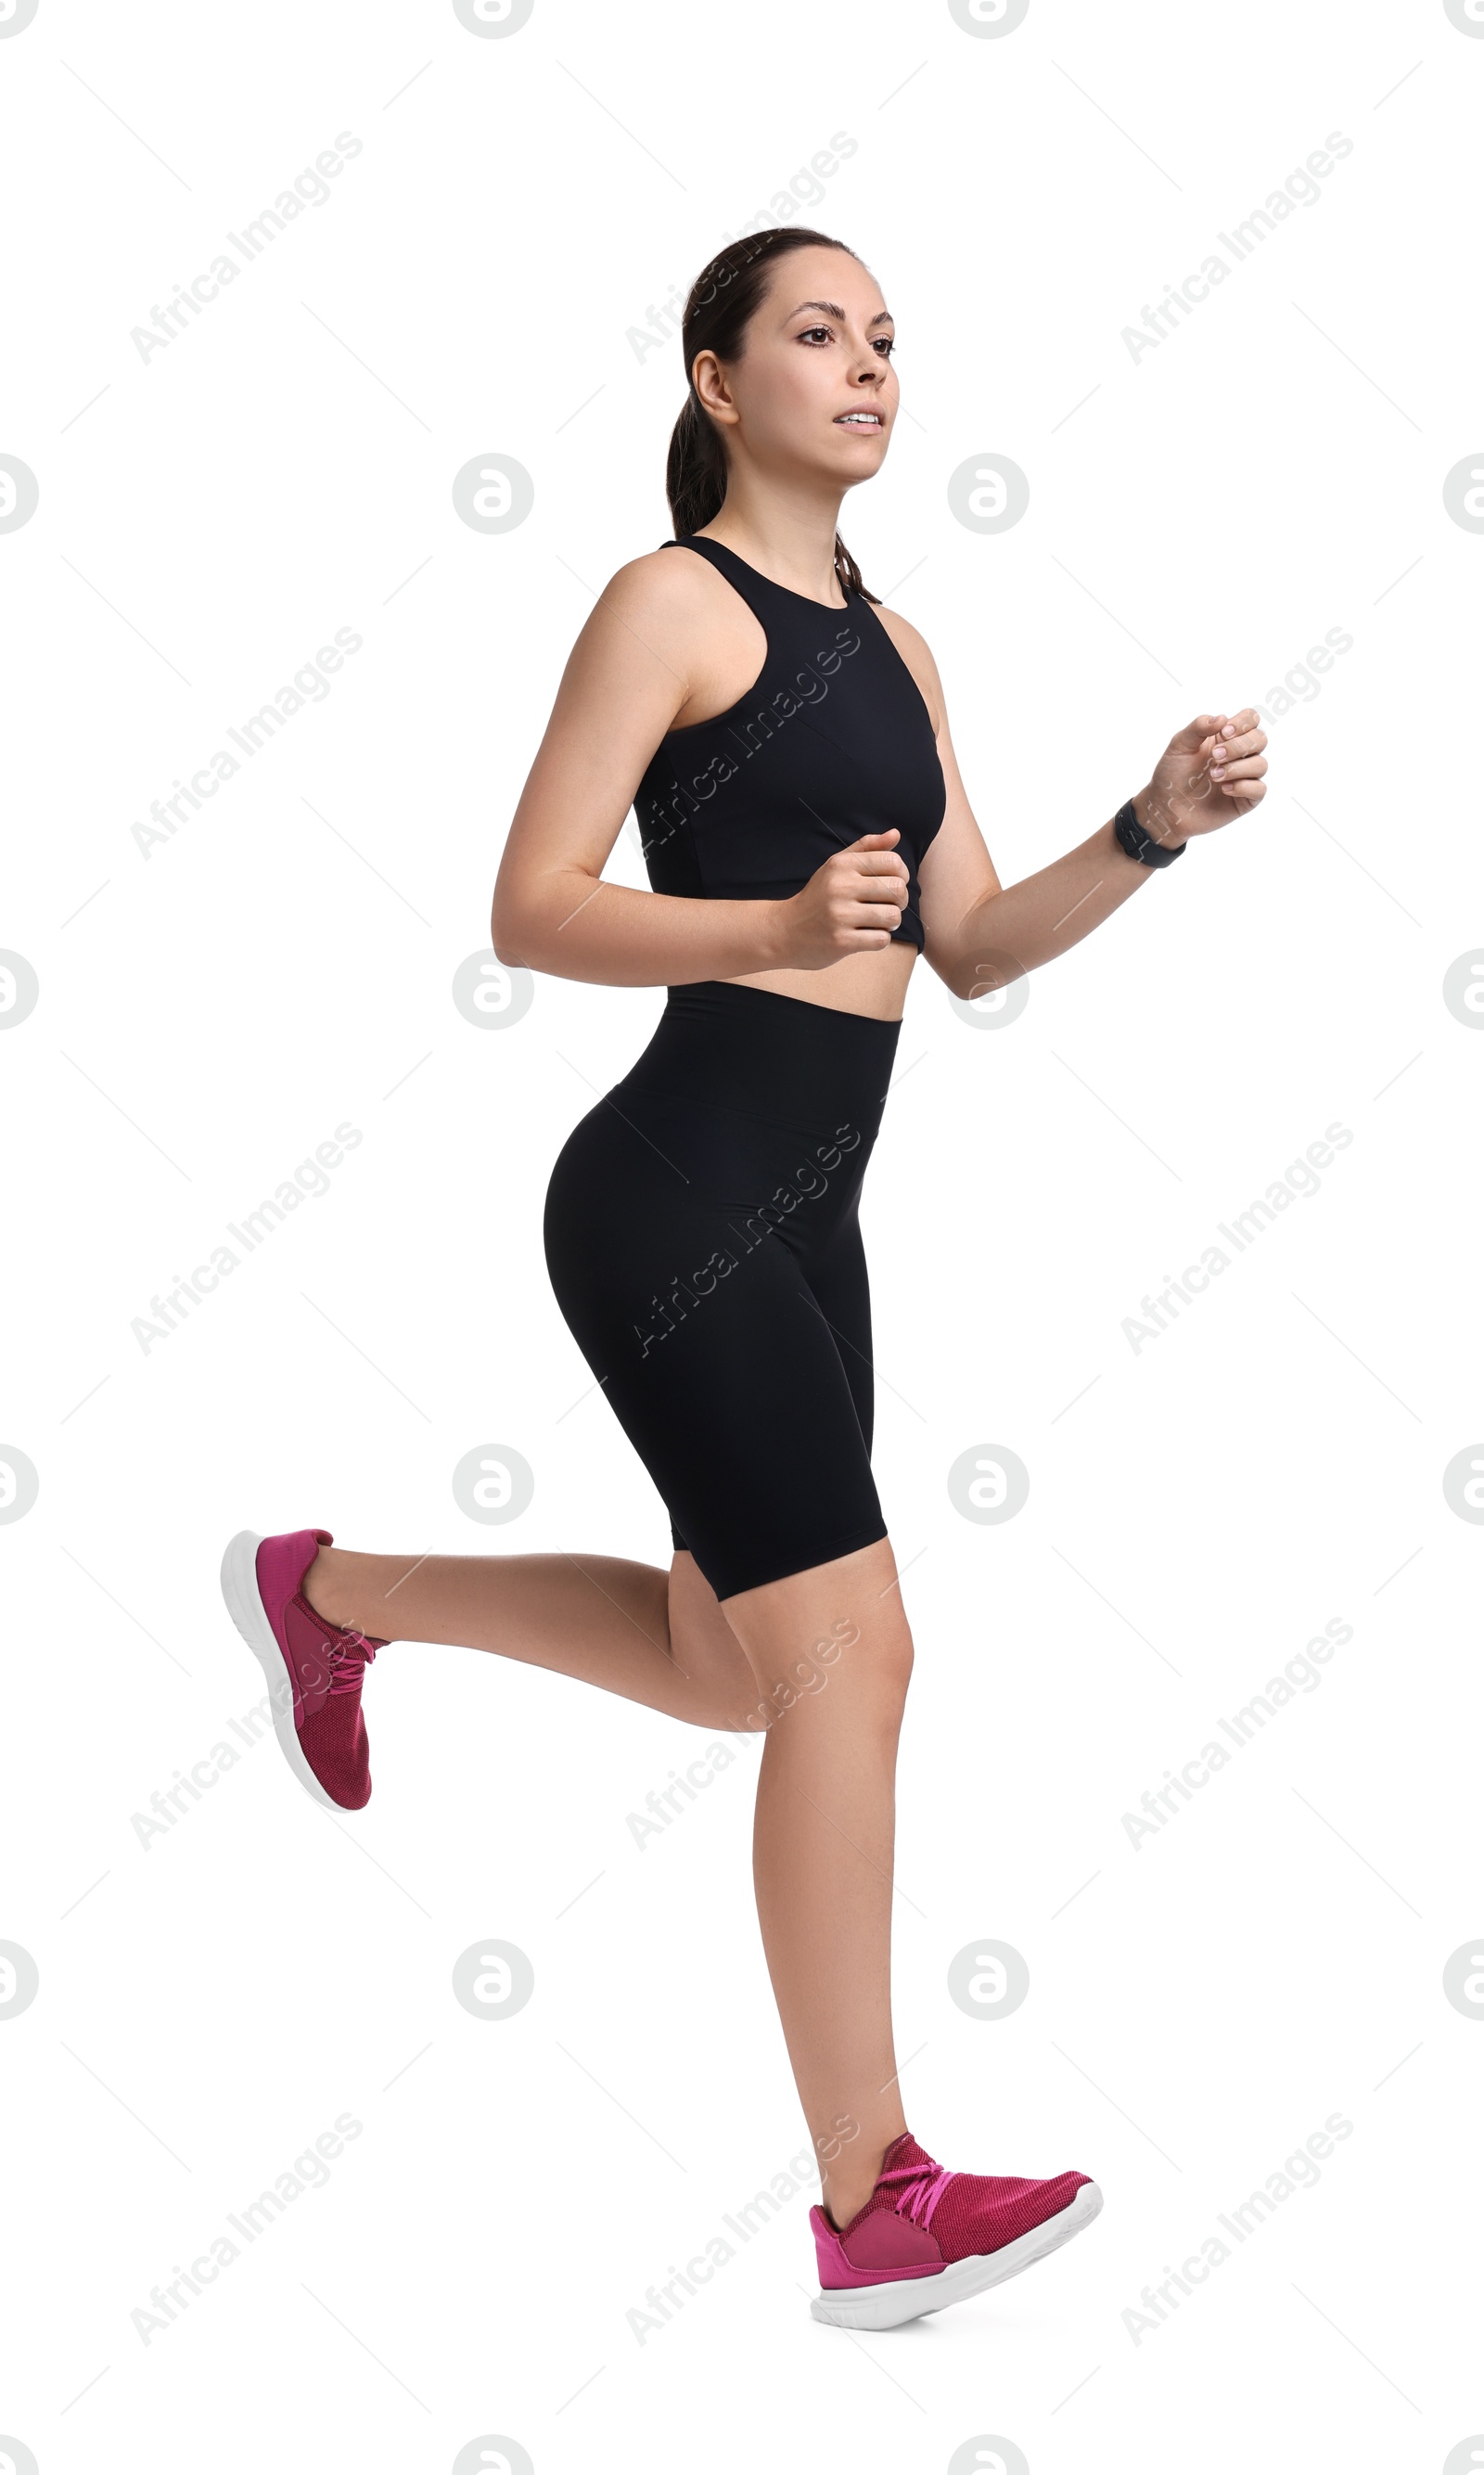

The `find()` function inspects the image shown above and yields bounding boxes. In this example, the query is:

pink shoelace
[891,2159,956,2233]
[324,1634,378,1695]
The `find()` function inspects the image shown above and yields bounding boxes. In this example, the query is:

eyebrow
[790,299,895,332]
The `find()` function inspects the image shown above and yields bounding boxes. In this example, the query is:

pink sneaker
[219,1528,385,1812]
[810,2133,1102,2328]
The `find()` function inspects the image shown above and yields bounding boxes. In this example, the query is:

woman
[221,225,1267,2331]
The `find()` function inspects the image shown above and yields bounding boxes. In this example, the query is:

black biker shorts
[543,980,900,1601]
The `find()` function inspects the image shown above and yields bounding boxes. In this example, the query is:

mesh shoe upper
[834,2133,1091,2269]
[256,1528,385,1811]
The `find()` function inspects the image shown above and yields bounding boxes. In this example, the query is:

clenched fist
[774,830,910,969]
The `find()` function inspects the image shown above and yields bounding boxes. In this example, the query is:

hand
[773,829,909,969]
[1138,709,1269,847]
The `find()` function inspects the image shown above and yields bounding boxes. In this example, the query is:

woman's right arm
[490,553,908,986]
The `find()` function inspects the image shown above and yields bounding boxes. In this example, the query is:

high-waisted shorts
[543,980,902,1602]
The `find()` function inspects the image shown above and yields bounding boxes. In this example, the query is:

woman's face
[694,245,898,491]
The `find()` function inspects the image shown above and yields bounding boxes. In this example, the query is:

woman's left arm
[885,612,1269,1002]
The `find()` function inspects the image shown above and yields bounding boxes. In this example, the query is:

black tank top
[633,535,946,951]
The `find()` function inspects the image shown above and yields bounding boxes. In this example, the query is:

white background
[2,1,1481,2469]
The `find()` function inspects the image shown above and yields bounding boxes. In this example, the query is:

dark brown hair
[665,227,881,606]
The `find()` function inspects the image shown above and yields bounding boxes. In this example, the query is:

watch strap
[1114,796,1186,868]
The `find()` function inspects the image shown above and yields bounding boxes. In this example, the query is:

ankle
[302,1545,377,1638]
[822,2141,890,2229]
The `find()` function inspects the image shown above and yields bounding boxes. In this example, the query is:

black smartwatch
[1113,795,1186,868]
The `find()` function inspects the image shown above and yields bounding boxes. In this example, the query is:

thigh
[800,1203,876,1461]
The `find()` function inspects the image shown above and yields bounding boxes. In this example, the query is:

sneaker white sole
[811,2178,1104,2329]
[219,1528,340,1812]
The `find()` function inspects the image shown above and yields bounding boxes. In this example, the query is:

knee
[871,1623,915,1722]
[808,1613,914,1728]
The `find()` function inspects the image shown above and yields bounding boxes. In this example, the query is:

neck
[700,478,848,605]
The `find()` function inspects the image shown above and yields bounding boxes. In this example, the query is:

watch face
[1114,803,1151,861]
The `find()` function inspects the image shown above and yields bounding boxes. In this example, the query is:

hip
[620,979,900,1131]
[545,980,900,1230]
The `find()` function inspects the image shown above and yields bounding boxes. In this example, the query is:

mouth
[834,409,885,432]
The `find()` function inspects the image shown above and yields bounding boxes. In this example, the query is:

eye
[797,324,898,358]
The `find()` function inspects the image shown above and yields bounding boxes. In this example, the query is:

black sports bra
[632,535,946,952]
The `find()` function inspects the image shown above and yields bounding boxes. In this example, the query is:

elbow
[946,955,1029,1006]
[494,866,604,976]
[933,950,985,1004]
[490,891,533,971]
[490,850,536,968]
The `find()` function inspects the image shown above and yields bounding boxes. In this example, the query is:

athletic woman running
[222,226,1268,2331]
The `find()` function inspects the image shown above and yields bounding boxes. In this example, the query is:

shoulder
[555,543,757,732]
[596,543,723,631]
[578,543,746,675]
[867,601,944,737]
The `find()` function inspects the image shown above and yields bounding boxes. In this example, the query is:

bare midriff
[723,941,917,1023]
